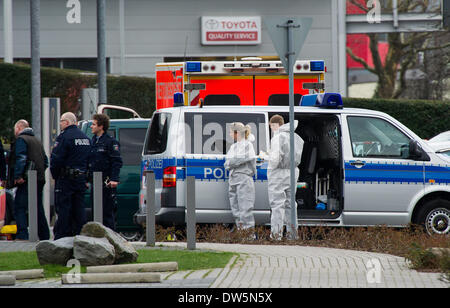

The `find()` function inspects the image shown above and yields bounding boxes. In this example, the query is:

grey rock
[73,235,115,266]
[81,222,138,264]
[36,237,74,266]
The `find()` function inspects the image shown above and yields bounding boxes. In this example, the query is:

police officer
[51,112,91,240]
[89,113,123,231]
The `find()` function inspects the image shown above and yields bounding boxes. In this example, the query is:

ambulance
[155,58,326,109]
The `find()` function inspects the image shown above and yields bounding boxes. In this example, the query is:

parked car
[429,131,450,143]
[134,93,450,235]
[427,141,450,162]
[79,118,150,241]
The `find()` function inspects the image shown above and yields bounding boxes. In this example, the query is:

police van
[134,94,450,235]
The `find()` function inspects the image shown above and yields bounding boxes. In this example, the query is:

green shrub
[0,62,155,140]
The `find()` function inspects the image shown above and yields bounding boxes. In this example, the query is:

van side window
[119,128,147,165]
[347,116,411,158]
[145,113,171,154]
[184,112,266,155]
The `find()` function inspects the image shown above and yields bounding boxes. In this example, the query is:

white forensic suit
[267,120,304,239]
[224,134,257,230]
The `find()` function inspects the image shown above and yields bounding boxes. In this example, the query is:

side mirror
[409,140,430,161]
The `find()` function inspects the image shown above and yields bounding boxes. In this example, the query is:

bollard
[93,171,103,224]
[186,176,196,250]
[27,170,38,242]
[145,171,155,247]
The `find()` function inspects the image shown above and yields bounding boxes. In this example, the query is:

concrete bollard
[86,262,178,273]
[93,171,103,224]
[61,272,161,284]
[27,170,38,242]
[0,275,16,286]
[145,171,156,247]
[186,176,196,250]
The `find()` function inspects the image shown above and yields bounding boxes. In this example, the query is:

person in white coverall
[224,122,257,230]
[262,115,304,240]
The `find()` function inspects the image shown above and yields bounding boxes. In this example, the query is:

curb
[210,254,239,288]
[86,262,178,273]
[61,272,162,284]
[0,269,44,280]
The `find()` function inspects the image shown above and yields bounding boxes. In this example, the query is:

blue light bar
[310,61,325,71]
[299,94,318,106]
[186,62,202,72]
[299,93,343,109]
[173,92,184,107]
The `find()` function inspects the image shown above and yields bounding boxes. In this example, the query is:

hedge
[1,62,449,140]
[0,62,155,140]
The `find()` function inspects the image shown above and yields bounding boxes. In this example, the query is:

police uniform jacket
[90,133,123,182]
[50,125,91,180]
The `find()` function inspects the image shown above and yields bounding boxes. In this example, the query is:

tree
[346,0,450,99]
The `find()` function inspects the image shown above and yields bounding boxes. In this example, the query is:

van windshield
[145,112,171,154]
[184,112,266,155]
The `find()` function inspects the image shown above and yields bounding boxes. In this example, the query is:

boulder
[36,237,74,266]
[81,222,138,264]
[73,235,115,266]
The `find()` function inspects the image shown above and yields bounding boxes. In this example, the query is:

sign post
[264,16,312,239]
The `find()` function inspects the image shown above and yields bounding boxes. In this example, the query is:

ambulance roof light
[310,61,325,71]
[300,93,343,109]
[186,62,202,72]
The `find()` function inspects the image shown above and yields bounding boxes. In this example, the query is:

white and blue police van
[134,93,450,235]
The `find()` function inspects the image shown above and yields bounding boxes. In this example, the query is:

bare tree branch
[346,46,377,74]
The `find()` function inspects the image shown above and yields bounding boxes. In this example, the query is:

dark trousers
[14,182,50,241]
[53,178,87,240]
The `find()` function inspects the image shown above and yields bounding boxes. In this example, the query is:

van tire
[417,199,450,235]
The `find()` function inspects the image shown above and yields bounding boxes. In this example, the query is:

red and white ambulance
[155,58,326,110]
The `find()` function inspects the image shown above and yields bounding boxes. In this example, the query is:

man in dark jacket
[11,119,50,241]
[89,114,123,230]
[51,112,91,240]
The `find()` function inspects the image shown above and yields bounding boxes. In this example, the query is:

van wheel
[417,199,450,235]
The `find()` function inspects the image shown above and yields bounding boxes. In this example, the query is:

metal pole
[30,0,41,140]
[186,176,196,250]
[287,20,298,240]
[393,0,399,28]
[3,0,13,63]
[97,0,107,105]
[27,170,38,242]
[337,0,347,96]
[119,0,125,75]
[93,171,103,224]
[145,171,155,247]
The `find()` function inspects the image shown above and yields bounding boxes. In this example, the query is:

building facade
[1,0,347,93]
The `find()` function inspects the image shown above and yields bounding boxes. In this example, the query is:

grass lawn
[0,249,235,279]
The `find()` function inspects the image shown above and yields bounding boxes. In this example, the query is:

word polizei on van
[135,89,450,235]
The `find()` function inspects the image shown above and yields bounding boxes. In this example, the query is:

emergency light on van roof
[174,92,184,107]
[300,93,343,109]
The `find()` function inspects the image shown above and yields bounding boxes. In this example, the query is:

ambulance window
[268,94,302,106]
[184,112,266,155]
[204,95,240,106]
[145,113,171,154]
[347,116,411,158]
[119,128,147,165]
